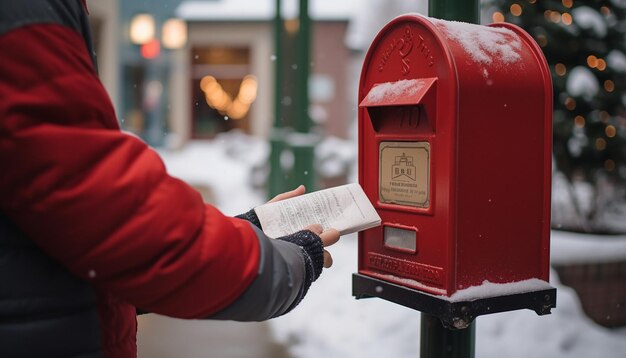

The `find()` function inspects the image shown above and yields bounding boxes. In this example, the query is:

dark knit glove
[235,208,262,230]
[276,229,325,299]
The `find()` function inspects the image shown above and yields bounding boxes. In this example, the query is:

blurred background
[87,0,625,356]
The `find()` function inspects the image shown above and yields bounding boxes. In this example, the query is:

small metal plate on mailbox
[379,141,430,208]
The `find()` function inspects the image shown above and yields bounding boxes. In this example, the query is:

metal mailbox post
[352,14,556,334]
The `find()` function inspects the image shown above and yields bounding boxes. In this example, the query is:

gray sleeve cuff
[208,223,306,321]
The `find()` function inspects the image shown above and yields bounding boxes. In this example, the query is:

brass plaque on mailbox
[379,141,430,208]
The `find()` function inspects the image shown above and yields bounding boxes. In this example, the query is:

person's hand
[276,224,340,287]
[236,185,307,229]
[267,185,342,266]
[303,224,340,269]
[267,184,306,203]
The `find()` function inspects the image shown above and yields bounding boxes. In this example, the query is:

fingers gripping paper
[254,183,381,238]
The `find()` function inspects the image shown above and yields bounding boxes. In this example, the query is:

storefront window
[191,46,253,138]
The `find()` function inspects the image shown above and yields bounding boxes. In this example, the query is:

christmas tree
[484,0,626,233]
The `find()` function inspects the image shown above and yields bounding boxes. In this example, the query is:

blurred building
[169,0,356,145]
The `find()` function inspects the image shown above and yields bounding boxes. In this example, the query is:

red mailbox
[356,14,552,299]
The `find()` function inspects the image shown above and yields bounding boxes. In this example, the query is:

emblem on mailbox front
[392,154,417,181]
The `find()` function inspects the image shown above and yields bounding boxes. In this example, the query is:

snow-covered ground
[158,136,626,358]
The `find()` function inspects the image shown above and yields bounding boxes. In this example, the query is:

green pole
[294,0,311,134]
[268,0,316,198]
[421,1,479,358]
[420,314,475,358]
[289,0,316,192]
[428,0,480,24]
[268,0,285,198]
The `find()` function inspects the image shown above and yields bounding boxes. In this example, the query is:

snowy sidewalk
[137,315,290,358]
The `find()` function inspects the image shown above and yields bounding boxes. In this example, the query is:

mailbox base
[352,273,557,329]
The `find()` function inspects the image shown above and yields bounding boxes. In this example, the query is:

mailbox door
[357,15,458,296]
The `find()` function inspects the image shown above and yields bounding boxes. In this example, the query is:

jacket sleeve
[0,23,306,319]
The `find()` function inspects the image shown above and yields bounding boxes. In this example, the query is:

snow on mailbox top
[429,17,523,65]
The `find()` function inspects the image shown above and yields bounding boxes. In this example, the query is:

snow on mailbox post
[352,14,556,328]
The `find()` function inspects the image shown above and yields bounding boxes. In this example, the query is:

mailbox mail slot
[357,15,552,297]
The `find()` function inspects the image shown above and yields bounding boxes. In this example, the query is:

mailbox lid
[360,77,437,108]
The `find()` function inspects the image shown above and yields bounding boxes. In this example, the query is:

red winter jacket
[0,1,310,357]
